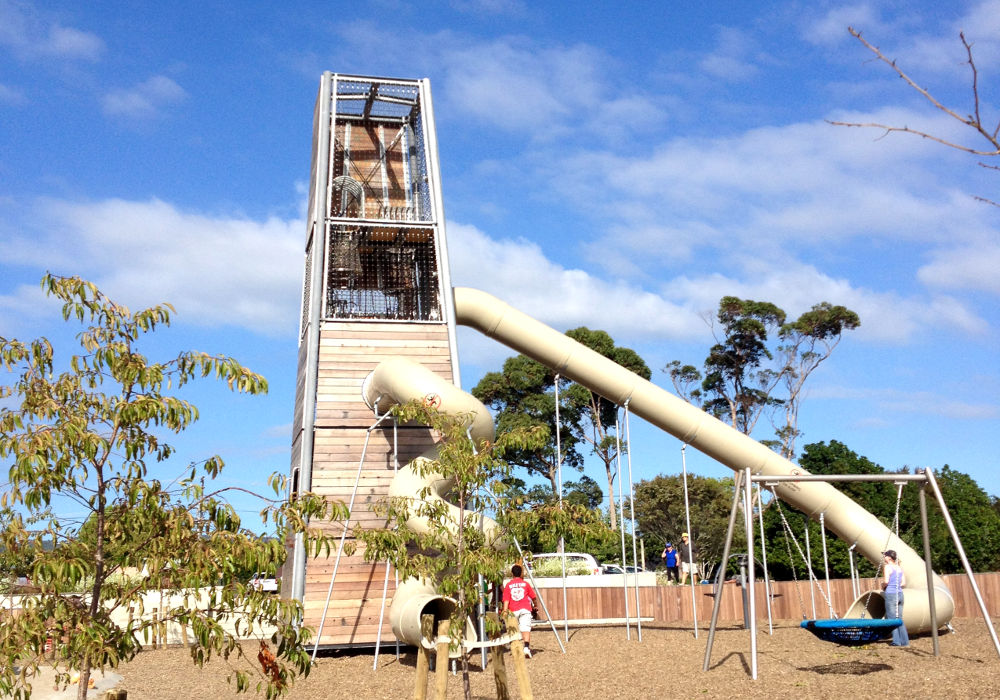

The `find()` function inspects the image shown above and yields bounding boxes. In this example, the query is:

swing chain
[767,485,834,614]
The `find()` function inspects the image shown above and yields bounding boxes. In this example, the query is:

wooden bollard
[505,613,533,700]
[433,619,450,700]
[486,612,509,700]
[413,614,433,700]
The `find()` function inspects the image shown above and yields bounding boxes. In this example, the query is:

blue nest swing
[800,618,903,645]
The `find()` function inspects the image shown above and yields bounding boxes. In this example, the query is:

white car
[526,552,602,576]
[249,572,279,593]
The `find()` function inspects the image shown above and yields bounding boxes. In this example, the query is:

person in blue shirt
[661,542,679,583]
[881,550,909,647]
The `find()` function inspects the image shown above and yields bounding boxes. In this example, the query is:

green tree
[666,297,859,457]
[512,475,604,511]
[355,399,544,700]
[564,328,651,531]
[472,354,587,497]
[760,441,1000,581]
[506,503,622,565]
[898,465,1000,575]
[474,328,651,531]
[632,473,743,571]
[0,275,343,700]
[761,440,887,582]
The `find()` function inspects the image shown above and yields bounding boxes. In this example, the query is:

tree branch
[831,27,1000,157]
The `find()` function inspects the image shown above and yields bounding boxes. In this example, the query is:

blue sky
[2,0,999,532]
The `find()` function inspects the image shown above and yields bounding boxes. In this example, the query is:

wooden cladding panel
[292,340,310,437]
[301,554,397,644]
[299,319,454,647]
[313,321,452,427]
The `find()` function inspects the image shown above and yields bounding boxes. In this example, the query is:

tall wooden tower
[286,73,460,647]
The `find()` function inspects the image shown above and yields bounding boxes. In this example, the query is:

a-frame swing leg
[918,483,940,657]
[924,468,1000,659]
[702,469,745,672]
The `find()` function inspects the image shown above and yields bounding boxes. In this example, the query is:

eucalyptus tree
[666,296,859,458]
[0,275,344,700]
[473,327,650,531]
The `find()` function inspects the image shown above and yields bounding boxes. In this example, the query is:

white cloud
[449,0,526,14]
[802,4,883,47]
[327,25,666,141]
[0,2,104,62]
[815,385,998,420]
[262,422,293,439]
[447,221,704,340]
[661,260,987,343]
[817,1,1000,81]
[6,197,303,336]
[0,82,26,105]
[0,282,58,335]
[102,75,187,119]
[918,243,1000,294]
[698,26,761,81]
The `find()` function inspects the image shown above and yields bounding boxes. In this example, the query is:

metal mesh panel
[412,110,433,219]
[325,224,440,321]
[334,80,420,121]
[301,240,313,339]
[329,119,430,222]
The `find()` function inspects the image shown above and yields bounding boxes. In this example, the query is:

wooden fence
[535,572,1000,623]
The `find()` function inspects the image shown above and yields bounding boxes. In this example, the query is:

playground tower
[286,73,460,647]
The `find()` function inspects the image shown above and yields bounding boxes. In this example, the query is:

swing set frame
[703,467,1000,680]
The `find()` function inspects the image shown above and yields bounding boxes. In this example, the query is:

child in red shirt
[502,564,537,657]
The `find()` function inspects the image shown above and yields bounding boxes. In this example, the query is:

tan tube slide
[362,357,496,653]
[453,287,953,631]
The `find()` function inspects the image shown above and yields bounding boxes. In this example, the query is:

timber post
[505,612,533,700]
[413,613,433,700]
[433,619,450,700]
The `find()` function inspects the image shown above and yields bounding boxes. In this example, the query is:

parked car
[249,572,279,593]
[601,564,644,575]
[525,552,601,576]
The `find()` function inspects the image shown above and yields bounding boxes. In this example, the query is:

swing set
[703,468,1000,679]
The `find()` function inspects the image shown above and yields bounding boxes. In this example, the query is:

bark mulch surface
[116,618,1000,699]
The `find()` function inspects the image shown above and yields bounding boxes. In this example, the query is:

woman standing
[881,550,910,647]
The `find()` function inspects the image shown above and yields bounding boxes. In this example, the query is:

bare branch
[838,27,1000,157]
[827,119,1000,155]
[962,32,983,133]
[973,194,1000,208]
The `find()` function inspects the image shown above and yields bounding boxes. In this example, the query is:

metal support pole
[918,485,940,657]
[847,542,860,600]
[924,468,1000,659]
[374,417,402,669]
[743,468,758,680]
[681,445,699,638]
[804,520,816,619]
[702,470,744,672]
[508,532,567,654]
[755,485,773,636]
[614,414,632,639]
[819,512,833,618]
[312,415,387,661]
[623,402,643,641]
[554,375,569,644]
[373,561,393,670]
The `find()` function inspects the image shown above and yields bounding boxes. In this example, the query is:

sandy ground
[76,617,1000,699]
